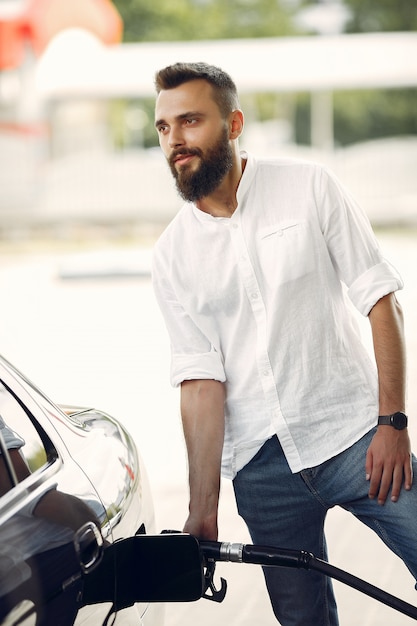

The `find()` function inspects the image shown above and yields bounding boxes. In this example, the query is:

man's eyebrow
[154,111,204,128]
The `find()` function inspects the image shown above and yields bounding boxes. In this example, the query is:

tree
[343,0,417,33]
[113,0,298,43]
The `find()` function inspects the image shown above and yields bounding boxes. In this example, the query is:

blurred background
[0,2,417,625]
[0,0,416,235]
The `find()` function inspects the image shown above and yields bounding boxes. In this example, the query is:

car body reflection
[0,354,161,625]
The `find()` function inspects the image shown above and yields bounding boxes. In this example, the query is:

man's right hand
[183,511,218,541]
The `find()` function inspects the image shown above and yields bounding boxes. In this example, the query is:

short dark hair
[154,62,240,118]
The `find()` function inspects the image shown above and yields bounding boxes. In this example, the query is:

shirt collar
[190,151,256,223]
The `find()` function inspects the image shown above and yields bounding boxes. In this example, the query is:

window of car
[0,379,51,495]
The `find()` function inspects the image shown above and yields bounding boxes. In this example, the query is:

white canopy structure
[34,30,417,152]
[36,31,417,99]
[2,29,416,226]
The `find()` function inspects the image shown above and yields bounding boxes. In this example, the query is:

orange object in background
[0,14,25,69]
[0,0,123,70]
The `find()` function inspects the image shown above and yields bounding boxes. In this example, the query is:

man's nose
[168,127,185,148]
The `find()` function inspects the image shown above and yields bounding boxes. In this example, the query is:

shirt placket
[229,219,286,433]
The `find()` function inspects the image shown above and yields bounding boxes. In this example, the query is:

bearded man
[152,62,416,626]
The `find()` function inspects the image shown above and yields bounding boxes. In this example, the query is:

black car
[0,352,165,625]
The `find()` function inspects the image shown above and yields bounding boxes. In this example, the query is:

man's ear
[229,109,244,140]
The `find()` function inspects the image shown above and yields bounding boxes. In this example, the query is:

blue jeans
[233,429,417,626]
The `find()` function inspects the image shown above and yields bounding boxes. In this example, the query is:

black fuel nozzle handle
[160,532,228,603]
[202,558,227,603]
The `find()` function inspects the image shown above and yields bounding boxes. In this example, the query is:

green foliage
[294,88,417,146]
[343,0,417,33]
[333,88,417,145]
[27,446,47,472]
[293,92,310,144]
[113,0,297,43]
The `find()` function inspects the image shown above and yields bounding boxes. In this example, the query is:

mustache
[169,148,202,167]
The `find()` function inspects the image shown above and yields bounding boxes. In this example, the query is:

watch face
[391,412,408,430]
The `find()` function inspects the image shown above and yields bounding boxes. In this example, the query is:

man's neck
[196,156,246,218]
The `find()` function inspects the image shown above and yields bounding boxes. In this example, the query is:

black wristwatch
[378,411,408,430]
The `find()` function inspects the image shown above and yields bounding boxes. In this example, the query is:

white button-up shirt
[152,153,403,478]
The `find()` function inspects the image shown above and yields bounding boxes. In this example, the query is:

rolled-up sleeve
[171,349,226,387]
[348,260,404,316]
[153,246,226,388]
[318,167,404,316]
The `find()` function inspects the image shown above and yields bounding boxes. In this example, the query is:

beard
[168,126,233,202]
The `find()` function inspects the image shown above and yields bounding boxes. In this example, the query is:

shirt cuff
[171,351,226,387]
[348,261,404,316]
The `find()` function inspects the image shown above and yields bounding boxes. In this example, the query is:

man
[152,62,416,625]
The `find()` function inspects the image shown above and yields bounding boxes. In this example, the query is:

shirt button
[232,223,239,229]
[277,230,284,237]
[263,370,270,377]
[251,292,258,300]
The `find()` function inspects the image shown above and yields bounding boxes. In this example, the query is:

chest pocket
[257,219,316,287]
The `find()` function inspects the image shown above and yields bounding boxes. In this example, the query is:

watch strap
[378,415,394,426]
[378,412,408,429]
